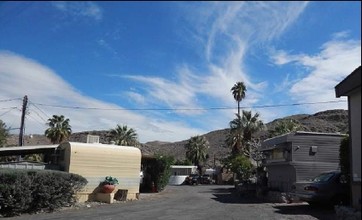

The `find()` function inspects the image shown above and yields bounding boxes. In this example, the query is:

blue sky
[0,2,361,143]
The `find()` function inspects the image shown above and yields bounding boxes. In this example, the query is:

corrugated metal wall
[59,142,141,200]
[263,132,344,192]
[291,134,343,181]
[293,161,339,181]
[266,164,296,192]
[292,134,342,163]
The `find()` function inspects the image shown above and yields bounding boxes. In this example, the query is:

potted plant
[100,176,119,193]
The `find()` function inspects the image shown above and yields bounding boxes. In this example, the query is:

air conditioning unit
[87,135,100,144]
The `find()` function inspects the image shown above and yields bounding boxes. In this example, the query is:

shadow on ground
[207,186,337,220]
[272,204,336,220]
[205,187,266,204]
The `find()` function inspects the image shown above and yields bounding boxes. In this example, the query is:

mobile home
[260,132,345,192]
[56,142,142,202]
[168,165,197,185]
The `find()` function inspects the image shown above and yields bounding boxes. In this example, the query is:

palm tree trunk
[237,102,241,155]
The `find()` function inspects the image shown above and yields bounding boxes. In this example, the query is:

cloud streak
[270,35,361,112]
[1,2,359,144]
[0,51,206,142]
[52,1,103,21]
[119,2,309,123]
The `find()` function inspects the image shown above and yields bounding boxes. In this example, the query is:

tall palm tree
[44,115,72,144]
[231,82,247,116]
[110,124,138,146]
[185,135,209,173]
[230,82,246,155]
[228,114,243,155]
[228,110,264,157]
[240,110,264,156]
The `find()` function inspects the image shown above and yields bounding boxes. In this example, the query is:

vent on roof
[87,135,99,144]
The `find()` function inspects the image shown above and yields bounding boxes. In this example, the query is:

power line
[0,107,18,117]
[28,107,48,123]
[26,113,47,129]
[0,98,22,102]
[28,103,49,122]
[244,100,347,109]
[31,100,347,111]
[0,107,18,110]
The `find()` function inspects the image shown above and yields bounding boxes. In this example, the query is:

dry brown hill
[141,109,348,167]
[6,109,348,167]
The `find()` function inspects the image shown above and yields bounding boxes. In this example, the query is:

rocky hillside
[6,109,348,166]
[142,109,348,166]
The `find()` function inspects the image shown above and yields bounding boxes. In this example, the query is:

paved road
[7,185,336,220]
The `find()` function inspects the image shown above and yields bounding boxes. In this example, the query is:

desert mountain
[6,109,348,167]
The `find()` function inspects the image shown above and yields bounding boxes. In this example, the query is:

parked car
[185,174,201,185]
[201,174,213,184]
[290,170,350,207]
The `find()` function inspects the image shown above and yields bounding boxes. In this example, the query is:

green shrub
[0,169,87,217]
[339,135,350,175]
[148,155,174,192]
[0,170,32,216]
[156,155,174,191]
[222,155,254,181]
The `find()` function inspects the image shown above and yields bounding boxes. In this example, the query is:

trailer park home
[56,142,142,202]
[260,131,345,193]
[0,142,142,203]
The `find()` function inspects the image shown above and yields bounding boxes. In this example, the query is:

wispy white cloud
[270,35,361,112]
[102,2,309,131]
[97,39,119,56]
[120,2,308,123]
[52,1,103,21]
[125,91,146,106]
[0,51,206,142]
[123,72,199,112]
[181,2,308,60]
[196,2,309,62]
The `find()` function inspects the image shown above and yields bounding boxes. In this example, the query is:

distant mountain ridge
[142,109,348,166]
[6,109,348,166]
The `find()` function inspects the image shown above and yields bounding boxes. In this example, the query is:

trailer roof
[0,145,58,156]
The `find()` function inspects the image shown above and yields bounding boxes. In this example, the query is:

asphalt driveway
[6,185,336,220]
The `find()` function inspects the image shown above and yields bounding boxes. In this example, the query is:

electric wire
[0,98,22,102]
[28,102,51,119]
[0,107,18,111]
[28,104,48,123]
[31,100,347,111]
[0,107,18,117]
[26,113,47,129]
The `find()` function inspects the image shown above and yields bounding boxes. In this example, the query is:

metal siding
[292,135,342,163]
[263,133,344,193]
[294,162,340,181]
[61,142,141,198]
[291,135,342,182]
[266,164,296,192]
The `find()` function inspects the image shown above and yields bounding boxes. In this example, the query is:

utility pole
[18,95,28,146]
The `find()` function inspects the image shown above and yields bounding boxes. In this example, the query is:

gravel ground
[4,185,337,220]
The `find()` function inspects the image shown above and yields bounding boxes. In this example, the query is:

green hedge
[154,155,174,191]
[339,135,350,175]
[0,169,87,217]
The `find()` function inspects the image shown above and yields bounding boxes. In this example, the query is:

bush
[155,155,174,191]
[222,155,254,181]
[0,170,32,216]
[339,135,350,176]
[146,155,174,192]
[0,169,87,217]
